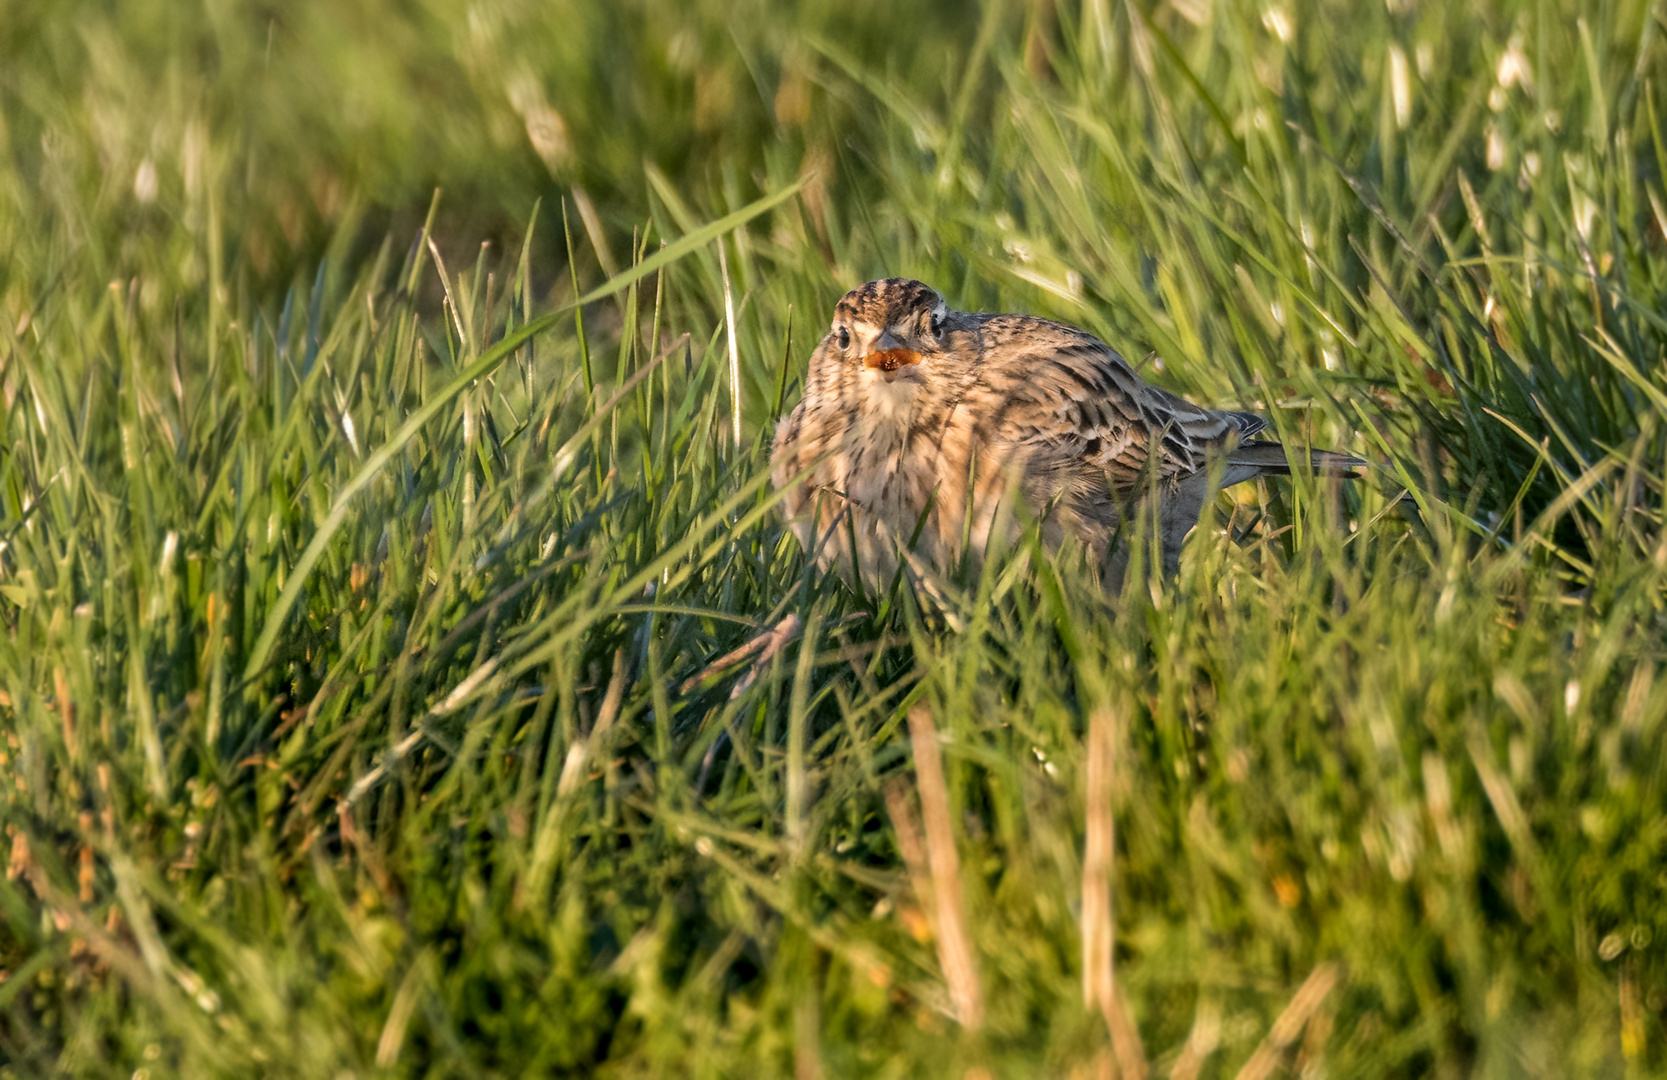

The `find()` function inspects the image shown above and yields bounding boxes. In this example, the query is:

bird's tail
[1226,440,1369,478]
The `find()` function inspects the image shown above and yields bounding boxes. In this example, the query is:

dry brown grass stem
[1084,707,1147,1079]
[905,702,984,1031]
[1232,962,1346,1080]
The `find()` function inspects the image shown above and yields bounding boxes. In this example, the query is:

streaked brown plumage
[770,278,1364,592]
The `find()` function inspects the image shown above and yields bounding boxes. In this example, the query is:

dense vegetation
[2,0,1665,1075]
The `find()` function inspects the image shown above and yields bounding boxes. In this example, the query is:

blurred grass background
[3,0,1667,1075]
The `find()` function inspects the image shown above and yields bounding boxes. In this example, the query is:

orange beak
[863,348,922,373]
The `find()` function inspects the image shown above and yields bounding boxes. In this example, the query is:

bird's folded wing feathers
[1225,441,1369,476]
[987,321,1247,482]
[975,314,1367,485]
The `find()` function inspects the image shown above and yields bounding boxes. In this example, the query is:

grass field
[3,0,1667,1075]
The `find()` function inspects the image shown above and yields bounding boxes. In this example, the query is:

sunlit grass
[2,0,1665,1076]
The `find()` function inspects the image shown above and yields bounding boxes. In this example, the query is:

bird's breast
[840,405,931,523]
[861,369,924,425]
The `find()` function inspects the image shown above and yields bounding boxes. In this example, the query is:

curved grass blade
[241,179,808,682]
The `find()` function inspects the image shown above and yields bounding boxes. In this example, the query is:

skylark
[770,278,1365,592]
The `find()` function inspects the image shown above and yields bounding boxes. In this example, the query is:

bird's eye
[930,311,944,336]
[836,325,851,350]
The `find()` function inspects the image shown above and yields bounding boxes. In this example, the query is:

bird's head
[823,279,954,402]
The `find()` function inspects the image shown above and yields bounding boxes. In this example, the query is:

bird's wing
[969,314,1259,490]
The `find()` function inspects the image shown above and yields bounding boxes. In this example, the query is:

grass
[3,0,1667,1075]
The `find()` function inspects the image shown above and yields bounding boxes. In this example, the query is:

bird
[770,278,1365,593]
